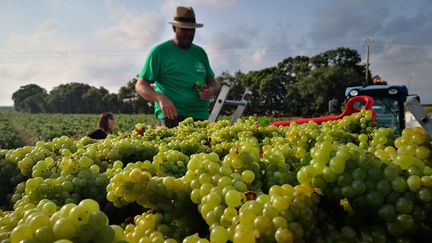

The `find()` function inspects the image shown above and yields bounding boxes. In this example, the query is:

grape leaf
[257,117,270,127]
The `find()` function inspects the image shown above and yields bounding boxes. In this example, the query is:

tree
[102,93,122,113]
[46,83,92,113]
[276,56,312,115]
[82,86,115,113]
[45,83,124,113]
[311,47,362,68]
[240,67,287,115]
[215,47,367,117]
[276,48,366,116]
[12,84,47,113]
[213,71,248,115]
[310,47,370,84]
[117,78,153,114]
[296,65,363,115]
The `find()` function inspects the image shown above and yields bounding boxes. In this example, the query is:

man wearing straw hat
[135,6,218,128]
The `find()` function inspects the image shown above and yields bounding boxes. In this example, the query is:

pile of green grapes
[0,109,431,243]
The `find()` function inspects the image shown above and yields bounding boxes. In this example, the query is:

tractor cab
[345,84,409,135]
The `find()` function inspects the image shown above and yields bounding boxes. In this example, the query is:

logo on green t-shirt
[195,62,206,73]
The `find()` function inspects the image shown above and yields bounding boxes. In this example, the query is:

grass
[423,104,432,114]
[0,106,14,112]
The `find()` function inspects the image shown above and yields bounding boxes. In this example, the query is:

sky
[1,0,432,106]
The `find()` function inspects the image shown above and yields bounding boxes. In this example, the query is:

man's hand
[199,76,219,100]
[156,92,177,120]
[199,85,216,100]
[135,79,178,120]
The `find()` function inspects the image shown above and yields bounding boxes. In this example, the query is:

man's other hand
[156,93,177,120]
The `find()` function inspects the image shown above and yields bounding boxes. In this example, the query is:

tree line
[218,47,370,116]
[12,47,370,117]
[12,80,152,114]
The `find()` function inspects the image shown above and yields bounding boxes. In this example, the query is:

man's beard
[179,36,194,49]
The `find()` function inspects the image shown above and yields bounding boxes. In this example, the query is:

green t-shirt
[139,40,215,120]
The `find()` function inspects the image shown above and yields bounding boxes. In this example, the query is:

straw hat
[169,6,204,29]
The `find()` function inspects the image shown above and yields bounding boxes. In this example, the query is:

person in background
[87,112,114,139]
[135,6,218,128]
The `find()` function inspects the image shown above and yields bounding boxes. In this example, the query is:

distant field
[0,106,13,112]
[0,112,157,149]
[1,105,431,150]
[423,104,432,113]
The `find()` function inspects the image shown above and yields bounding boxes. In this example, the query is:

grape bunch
[297,134,432,240]
[0,149,28,209]
[105,161,207,235]
[151,149,190,177]
[124,210,194,242]
[11,168,109,207]
[182,148,324,242]
[0,198,125,243]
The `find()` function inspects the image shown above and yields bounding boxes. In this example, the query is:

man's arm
[199,76,219,100]
[135,78,177,120]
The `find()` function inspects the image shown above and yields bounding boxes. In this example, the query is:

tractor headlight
[349,89,359,96]
[388,88,398,95]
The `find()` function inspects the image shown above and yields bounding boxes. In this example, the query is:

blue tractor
[345,84,417,135]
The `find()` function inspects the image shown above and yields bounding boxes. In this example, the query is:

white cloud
[0,1,167,105]
[200,20,299,74]
[95,2,166,49]
[306,0,432,104]
[162,0,240,12]
[372,43,432,103]
[2,0,431,107]
[7,20,65,51]
[201,24,261,72]
[252,48,267,63]
[309,0,389,41]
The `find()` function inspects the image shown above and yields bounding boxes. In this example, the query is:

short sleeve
[138,47,160,83]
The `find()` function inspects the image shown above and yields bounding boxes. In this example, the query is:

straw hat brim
[169,21,204,29]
